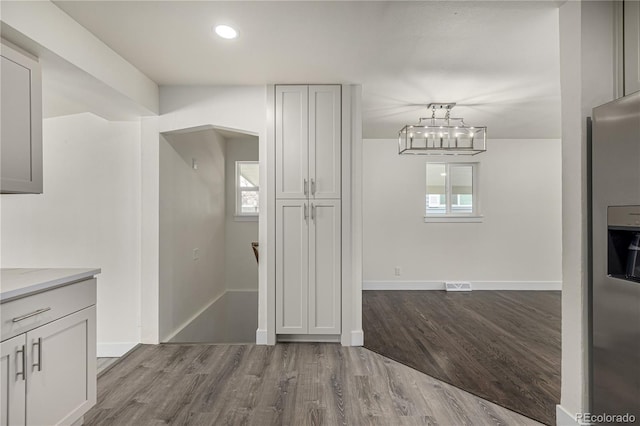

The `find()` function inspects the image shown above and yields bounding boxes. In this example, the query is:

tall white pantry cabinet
[275,85,342,336]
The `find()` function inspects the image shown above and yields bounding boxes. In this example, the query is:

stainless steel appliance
[591,91,640,419]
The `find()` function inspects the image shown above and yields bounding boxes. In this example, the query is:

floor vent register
[444,281,472,291]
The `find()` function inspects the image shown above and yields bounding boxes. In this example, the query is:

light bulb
[215,25,238,39]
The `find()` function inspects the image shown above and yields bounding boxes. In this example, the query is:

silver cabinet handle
[12,307,51,322]
[311,203,316,221]
[304,179,308,196]
[311,179,316,195]
[33,338,42,371]
[16,345,26,380]
[304,203,308,221]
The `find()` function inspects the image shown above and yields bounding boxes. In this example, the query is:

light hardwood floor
[85,343,540,425]
[363,291,561,425]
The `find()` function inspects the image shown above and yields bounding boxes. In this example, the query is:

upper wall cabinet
[1,40,43,194]
[275,85,341,199]
[624,0,640,95]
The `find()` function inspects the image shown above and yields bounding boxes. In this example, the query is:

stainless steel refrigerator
[591,91,640,420]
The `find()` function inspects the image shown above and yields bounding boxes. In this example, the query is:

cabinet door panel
[276,85,308,199]
[309,200,341,334]
[0,42,43,194]
[276,200,309,333]
[1,56,32,184]
[1,335,26,426]
[309,85,341,199]
[26,306,96,426]
[625,0,640,95]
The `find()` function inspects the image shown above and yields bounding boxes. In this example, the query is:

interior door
[276,200,309,334]
[309,85,341,199]
[26,306,96,426]
[276,85,309,199]
[308,200,341,334]
[1,334,26,426]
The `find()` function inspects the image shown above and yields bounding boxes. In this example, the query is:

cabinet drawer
[1,279,96,341]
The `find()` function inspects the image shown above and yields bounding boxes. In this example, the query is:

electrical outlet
[193,248,199,260]
[394,267,401,276]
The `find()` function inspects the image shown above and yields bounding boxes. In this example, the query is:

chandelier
[398,103,487,155]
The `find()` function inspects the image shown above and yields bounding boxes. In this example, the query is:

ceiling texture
[54,1,562,139]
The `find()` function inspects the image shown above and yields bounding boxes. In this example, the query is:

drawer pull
[12,307,51,322]
[16,345,26,380]
[33,337,42,371]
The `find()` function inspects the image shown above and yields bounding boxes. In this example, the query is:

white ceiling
[53,1,562,139]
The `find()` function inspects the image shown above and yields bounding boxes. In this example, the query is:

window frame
[424,162,482,223]
[235,160,259,219]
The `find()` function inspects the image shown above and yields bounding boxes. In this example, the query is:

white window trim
[424,162,483,223]
[235,160,259,218]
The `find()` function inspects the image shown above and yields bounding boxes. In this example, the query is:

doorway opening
[158,126,259,344]
[360,138,562,425]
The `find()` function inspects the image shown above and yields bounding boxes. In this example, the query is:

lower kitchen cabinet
[1,336,26,426]
[276,199,341,335]
[0,274,97,426]
[27,307,96,426]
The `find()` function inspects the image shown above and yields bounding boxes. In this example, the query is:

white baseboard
[161,291,226,342]
[363,280,562,291]
[97,342,138,357]
[277,334,340,343]
[255,328,269,345]
[351,329,364,346]
[556,405,580,425]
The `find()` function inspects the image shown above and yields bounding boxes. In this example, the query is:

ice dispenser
[608,206,640,282]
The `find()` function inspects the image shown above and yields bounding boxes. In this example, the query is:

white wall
[558,1,617,421]
[159,129,226,341]
[1,113,142,355]
[159,86,266,136]
[363,138,562,287]
[224,137,259,291]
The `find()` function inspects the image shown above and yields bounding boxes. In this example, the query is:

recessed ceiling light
[215,25,238,40]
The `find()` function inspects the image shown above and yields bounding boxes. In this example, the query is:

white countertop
[0,268,101,303]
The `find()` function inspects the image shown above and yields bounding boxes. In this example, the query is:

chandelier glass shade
[398,104,487,155]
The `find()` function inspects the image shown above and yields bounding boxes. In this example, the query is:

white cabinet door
[276,200,309,333]
[625,0,640,95]
[0,42,43,194]
[308,200,341,334]
[276,85,309,199]
[26,306,96,426]
[1,335,26,426]
[309,85,341,199]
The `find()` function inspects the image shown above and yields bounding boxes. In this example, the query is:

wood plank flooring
[84,343,540,425]
[362,291,560,425]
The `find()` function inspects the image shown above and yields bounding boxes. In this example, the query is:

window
[425,162,481,222]
[236,161,259,217]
